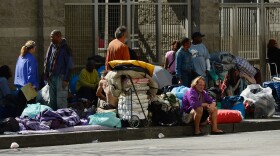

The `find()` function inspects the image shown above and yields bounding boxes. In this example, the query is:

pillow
[217,109,242,124]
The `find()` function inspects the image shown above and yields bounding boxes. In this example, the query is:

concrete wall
[192,0,221,53]
[0,0,73,84]
[0,0,38,87]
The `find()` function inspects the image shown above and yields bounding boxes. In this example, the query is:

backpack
[0,118,20,134]
[221,96,244,109]
[148,101,180,126]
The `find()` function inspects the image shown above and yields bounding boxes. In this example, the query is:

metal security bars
[65,0,190,73]
[220,1,280,80]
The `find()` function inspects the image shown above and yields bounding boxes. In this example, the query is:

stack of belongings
[210,52,258,96]
[210,51,236,86]
[106,60,158,122]
[234,56,257,84]
[118,78,150,120]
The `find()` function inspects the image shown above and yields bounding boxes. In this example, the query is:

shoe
[210,131,226,135]
[193,132,205,137]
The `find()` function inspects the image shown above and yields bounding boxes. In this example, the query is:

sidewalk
[1,117,280,149]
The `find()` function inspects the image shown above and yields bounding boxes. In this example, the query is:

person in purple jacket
[182,76,224,136]
[14,40,38,90]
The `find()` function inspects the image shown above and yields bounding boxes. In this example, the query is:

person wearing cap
[76,58,99,106]
[189,32,211,85]
[14,40,39,90]
[175,37,194,87]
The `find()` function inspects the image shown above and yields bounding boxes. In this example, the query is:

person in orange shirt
[105,26,130,70]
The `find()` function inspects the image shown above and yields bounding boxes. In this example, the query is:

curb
[1,119,280,149]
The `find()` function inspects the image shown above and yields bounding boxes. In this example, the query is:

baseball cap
[191,32,205,39]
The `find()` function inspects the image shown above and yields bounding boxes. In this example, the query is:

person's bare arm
[164,57,169,69]
[96,80,106,101]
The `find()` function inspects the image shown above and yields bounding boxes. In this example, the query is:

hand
[62,81,69,89]
[205,70,209,75]
[207,105,216,113]
[178,79,183,85]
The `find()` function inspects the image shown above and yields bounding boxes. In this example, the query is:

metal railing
[65,1,190,73]
[220,1,280,80]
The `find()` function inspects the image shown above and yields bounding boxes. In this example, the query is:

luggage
[221,96,245,117]
[235,56,257,77]
[148,101,180,126]
[217,109,242,124]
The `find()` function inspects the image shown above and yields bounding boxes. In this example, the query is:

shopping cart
[117,76,150,128]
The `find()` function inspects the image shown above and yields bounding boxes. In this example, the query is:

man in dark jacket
[44,30,73,110]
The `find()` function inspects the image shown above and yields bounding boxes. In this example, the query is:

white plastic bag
[36,84,50,105]
[241,84,276,118]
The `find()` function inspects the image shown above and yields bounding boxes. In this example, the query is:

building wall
[0,0,38,87]
[192,0,221,53]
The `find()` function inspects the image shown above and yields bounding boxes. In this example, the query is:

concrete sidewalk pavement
[1,118,280,149]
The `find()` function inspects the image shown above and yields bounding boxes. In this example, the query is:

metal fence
[65,1,190,73]
[220,1,280,80]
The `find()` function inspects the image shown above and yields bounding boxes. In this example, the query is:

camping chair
[267,63,279,80]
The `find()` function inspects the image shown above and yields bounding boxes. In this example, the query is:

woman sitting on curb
[182,76,225,136]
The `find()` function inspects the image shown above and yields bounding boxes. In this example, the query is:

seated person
[182,76,224,136]
[0,65,27,119]
[96,71,118,110]
[267,39,280,76]
[76,58,99,106]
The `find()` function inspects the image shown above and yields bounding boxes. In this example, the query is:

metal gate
[220,1,280,80]
[65,0,191,72]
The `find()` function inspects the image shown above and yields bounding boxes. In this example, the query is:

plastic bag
[171,86,189,100]
[263,81,280,102]
[240,84,276,118]
[88,112,121,128]
[36,84,50,105]
[21,103,53,119]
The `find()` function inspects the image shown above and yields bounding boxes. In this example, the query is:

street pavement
[0,130,279,156]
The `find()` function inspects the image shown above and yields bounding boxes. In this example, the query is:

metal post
[232,5,238,56]
[188,0,192,37]
[37,0,44,74]
[259,0,267,81]
[94,1,99,55]
[104,0,109,49]
[127,0,132,47]
[156,1,162,64]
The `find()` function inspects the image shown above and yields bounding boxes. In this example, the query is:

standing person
[76,58,99,106]
[267,39,280,76]
[14,41,38,90]
[164,40,181,84]
[182,76,224,136]
[189,32,211,85]
[175,37,193,87]
[105,26,130,70]
[44,30,73,110]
